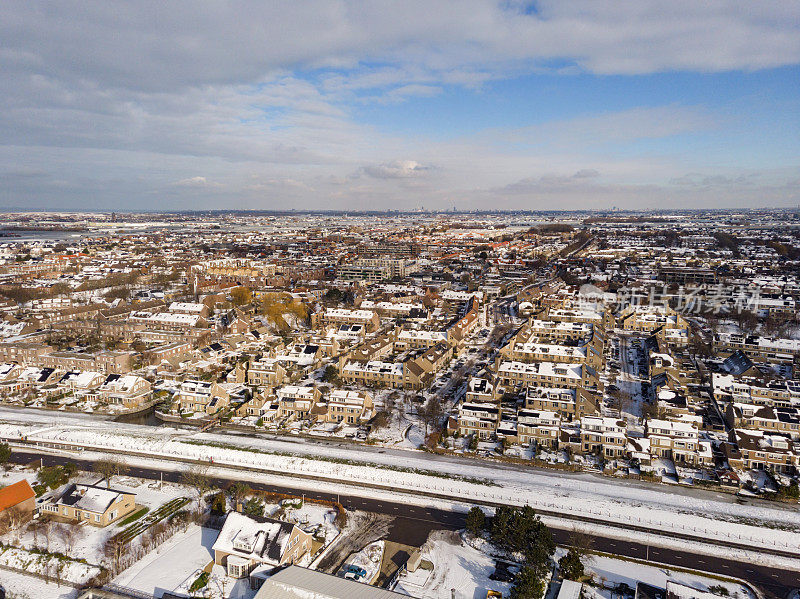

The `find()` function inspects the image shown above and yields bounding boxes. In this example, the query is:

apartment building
[247,358,286,388]
[524,386,599,421]
[617,305,688,333]
[0,342,51,365]
[176,380,230,415]
[580,416,627,458]
[41,350,133,374]
[395,329,448,350]
[337,257,410,282]
[465,377,498,403]
[645,418,702,465]
[496,360,599,391]
[525,319,594,342]
[341,360,404,388]
[277,385,319,419]
[729,429,798,474]
[725,403,800,439]
[315,308,380,332]
[131,310,207,330]
[57,370,105,394]
[91,374,152,408]
[457,402,501,439]
[517,409,561,449]
[713,332,800,364]
[324,389,373,424]
[274,344,322,368]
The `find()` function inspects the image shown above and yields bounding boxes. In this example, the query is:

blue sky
[349,67,799,163]
[1,1,799,210]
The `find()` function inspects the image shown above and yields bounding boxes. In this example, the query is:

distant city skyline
[1,2,799,211]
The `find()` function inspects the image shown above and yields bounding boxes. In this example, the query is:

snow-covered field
[3,419,800,556]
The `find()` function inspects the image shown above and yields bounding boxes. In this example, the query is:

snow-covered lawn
[395,530,513,599]
[112,525,217,598]
[0,464,39,488]
[0,571,80,599]
[0,546,100,584]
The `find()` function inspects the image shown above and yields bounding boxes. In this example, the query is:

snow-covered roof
[212,512,295,567]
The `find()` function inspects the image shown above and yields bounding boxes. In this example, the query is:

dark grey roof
[254,565,412,599]
[722,350,753,376]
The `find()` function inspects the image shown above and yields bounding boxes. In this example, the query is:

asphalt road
[10,449,799,598]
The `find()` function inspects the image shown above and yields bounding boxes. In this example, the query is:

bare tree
[93,457,129,488]
[40,517,54,552]
[209,573,230,599]
[419,397,444,437]
[1,507,27,544]
[226,481,249,512]
[567,526,594,559]
[103,535,129,575]
[384,392,397,415]
[182,464,212,511]
[55,521,81,553]
[29,516,47,550]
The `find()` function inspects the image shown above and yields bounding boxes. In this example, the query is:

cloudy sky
[1,1,799,211]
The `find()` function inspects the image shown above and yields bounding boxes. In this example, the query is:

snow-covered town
[2,3,800,599]
[1,209,800,599]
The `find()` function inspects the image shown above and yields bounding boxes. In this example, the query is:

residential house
[41,482,136,527]
[277,385,320,420]
[324,389,373,424]
[176,379,230,415]
[213,512,313,578]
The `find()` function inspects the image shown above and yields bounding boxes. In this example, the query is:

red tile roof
[0,480,35,512]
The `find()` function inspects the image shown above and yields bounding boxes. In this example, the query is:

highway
[11,449,799,598]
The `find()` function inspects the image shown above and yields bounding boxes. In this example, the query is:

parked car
[346,565,368,577]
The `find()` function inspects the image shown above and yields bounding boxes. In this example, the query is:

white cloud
[0,2,798,209]
[174,176,221,188]
[360,160,435,179]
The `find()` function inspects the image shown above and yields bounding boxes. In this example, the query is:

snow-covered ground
[568,550,755,599]
[264,498,341,546]
[0,471,194,568]
[4,419,800,556]
[173,564,253,599]
[342,539,383,584]
[112,525,217,598]
[395,530,513,599]
[0,570,80,599]
[0,546,100,584]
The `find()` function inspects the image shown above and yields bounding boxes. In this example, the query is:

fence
[6,433,799,559]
